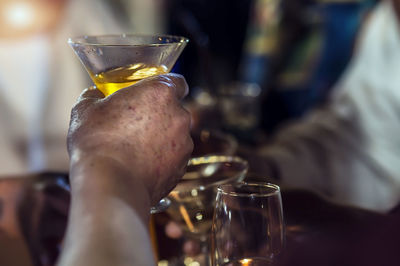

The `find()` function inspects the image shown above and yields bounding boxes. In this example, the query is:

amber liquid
[90,63,169,96]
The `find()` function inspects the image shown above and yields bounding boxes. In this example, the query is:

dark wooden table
[0,173,399,266]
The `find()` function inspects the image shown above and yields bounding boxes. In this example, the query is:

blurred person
[244,0,400,212]
[0,0,158,176]
[165,0,400,256]
[173,0,399,213]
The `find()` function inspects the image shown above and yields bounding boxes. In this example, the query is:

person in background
[246,0,400,212]
[168,0,398,212]
[57,73,193,266]
[165,1,400,254]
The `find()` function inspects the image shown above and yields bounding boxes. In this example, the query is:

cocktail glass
[68,34,188,212]
[167,155,249,265]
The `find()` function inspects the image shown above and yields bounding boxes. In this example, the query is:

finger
[73,86,104,112]
[137,73,189,100]
[162,73,189,100]
[78,86,104,102]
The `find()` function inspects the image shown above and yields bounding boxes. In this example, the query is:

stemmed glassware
[68,34,188,213]
[167,155,249,265]
[211,183,285,266]
[68,34,188,96]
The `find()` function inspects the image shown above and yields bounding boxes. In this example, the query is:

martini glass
[68,34,188,96]
[68,34,188,213]
[167,155,249,265]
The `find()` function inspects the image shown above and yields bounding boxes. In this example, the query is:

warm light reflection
[189,155,243,166]
[240,258,252,265]
[179,205,195,232]
[3,1,35,29]
[191,189,198,197]
[157,260,168,266]
[170,192,195,232]
[195,212,203,221]
[127,63,144,70]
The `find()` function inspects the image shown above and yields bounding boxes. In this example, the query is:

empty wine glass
[212,183,285,266]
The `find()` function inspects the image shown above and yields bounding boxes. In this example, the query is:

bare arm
[59,156,155,266]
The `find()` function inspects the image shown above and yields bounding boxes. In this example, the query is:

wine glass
[68,34,188,213]
[167,155,249,265]
[212,183,285,266]
[191,129,238,157]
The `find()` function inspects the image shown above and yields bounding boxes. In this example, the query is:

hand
[67,73,193,206]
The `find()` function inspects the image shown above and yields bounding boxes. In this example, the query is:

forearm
[57,154,155,266]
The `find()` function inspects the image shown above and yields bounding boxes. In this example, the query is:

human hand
[67,73,193,205]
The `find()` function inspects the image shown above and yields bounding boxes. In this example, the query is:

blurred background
[5,0,400,266]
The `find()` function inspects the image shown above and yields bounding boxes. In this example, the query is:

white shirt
[260,0,400,212]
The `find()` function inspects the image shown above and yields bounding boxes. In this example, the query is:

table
[0,173,399,266]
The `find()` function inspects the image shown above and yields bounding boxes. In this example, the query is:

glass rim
[170,155,249,193]
[187,155,248,168]
[67,34,189,47]
[191,129,238,156]
[217,182,281,197]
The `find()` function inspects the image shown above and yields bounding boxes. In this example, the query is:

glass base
[150,197,171,214]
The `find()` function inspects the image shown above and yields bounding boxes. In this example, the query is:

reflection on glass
[68,34,188,96]
[167,156,249,265]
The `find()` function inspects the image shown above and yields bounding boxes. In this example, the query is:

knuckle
[154,74,173,84]
[156,84,175,101]
[150,75,179,98]
[181,108,192,126]
[72,97,94,113]
[187,137,194,152]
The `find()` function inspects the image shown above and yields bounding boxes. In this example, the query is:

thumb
[72,86,104,112]
[68,87,103,154]
[78,86,104,103]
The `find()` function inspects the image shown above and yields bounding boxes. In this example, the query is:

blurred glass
[212,183,285,266]
[219,82,262,137]
[191,129,238,157]
[167,155,248,265]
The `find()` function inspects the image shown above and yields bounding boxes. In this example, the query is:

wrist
[69,152,151,222]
